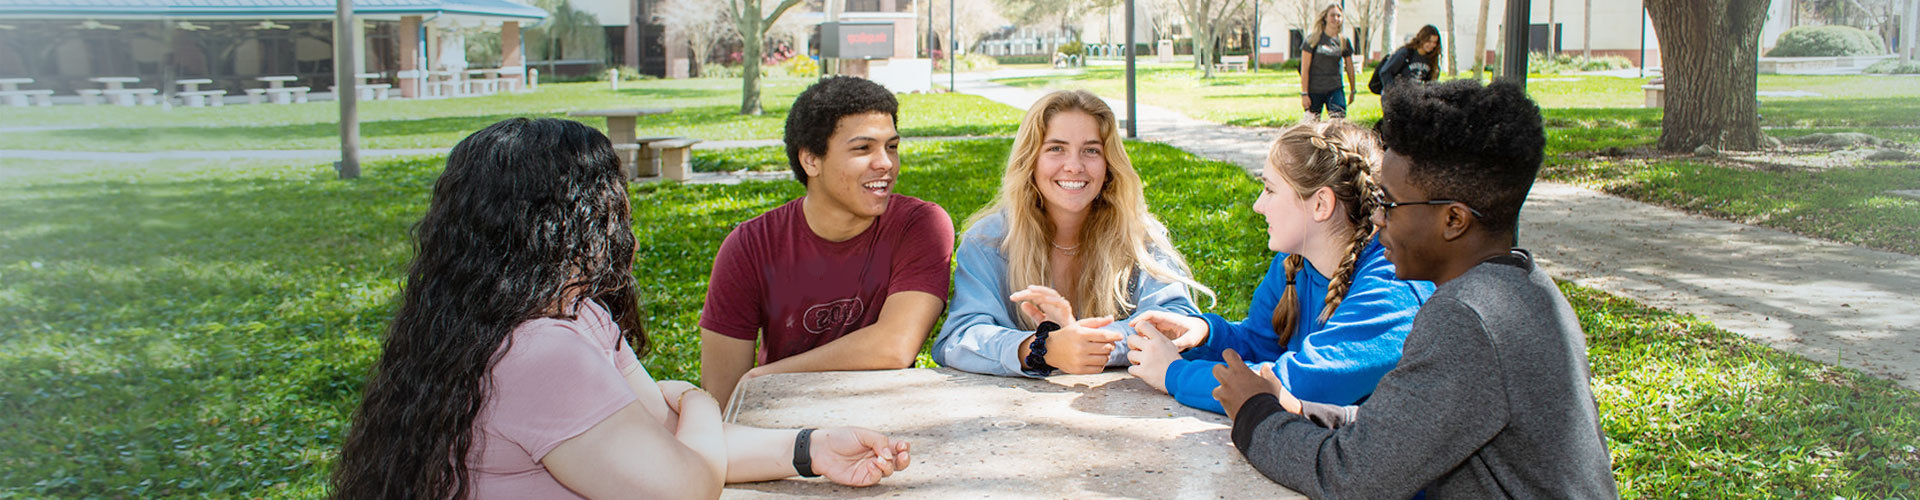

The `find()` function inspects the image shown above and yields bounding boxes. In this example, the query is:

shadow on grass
[1570,285,1920,497]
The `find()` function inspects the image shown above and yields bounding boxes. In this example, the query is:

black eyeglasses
[1372,191,1486,219]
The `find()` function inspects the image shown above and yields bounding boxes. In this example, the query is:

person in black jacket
[1377,25,1443,92]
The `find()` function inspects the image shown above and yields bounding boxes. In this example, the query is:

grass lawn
[4,140,1917,498]
[0,78,1023,152]
[993,67,1920,130]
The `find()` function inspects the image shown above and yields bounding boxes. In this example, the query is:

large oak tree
[1644,0,1773,151]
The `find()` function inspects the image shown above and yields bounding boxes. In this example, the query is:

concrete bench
[330,83,391,101]
[0,89,54,107]
[1642,82,1665,109]
[177,90,227,107]
[1215,55,1250,72]
[102,88,160,106]
[248,86,310,104]
[649,138,702,181]
[466,78,501,95]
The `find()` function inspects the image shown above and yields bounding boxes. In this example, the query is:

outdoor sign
[821,22,894,59]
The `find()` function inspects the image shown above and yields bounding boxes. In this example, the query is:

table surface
[176,79,213,85]
[568,108,672,118]
[257,76,298,81]
[0,78,31,84]
[720,368,1306,500]
[90,77,139,83]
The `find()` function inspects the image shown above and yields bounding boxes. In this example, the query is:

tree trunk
[741,28,764,115]
[1645,0,1770,152]
[1382,0,1398,57]
[1583,0,1592,60]
[1472,0,1490,80]
[1445,0,1458,75]
[1546,0,1556,55]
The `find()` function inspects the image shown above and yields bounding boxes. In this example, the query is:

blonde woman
[931,89,1214,377]
[1300,3,1358,119]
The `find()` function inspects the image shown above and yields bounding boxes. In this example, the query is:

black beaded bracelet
[1023,321,1062,376]
[793,428,820,478]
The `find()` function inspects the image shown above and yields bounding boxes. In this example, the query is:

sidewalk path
[950,69,1920,391]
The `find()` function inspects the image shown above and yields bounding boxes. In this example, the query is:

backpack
[1368,49,1403,95]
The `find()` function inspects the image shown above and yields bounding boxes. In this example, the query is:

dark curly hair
[784,76,899,185]
[331,117,647,499]
[1374,79,1544,235]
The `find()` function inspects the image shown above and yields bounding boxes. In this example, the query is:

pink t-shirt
[467,299,640,499]
[700,194,955,365]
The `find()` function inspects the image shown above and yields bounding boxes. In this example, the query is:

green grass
[993,67,1920,129]
[0,79,1023,152]
[4,142,1918,497]
[1542,153,1920,255]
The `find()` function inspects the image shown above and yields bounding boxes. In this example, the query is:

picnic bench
[246,76,309,104]
[567,108,675,179]
[648,138,703,181]
[329,73,391,101]
[496,66,526,92]
[466,68,503,95]
[722,368,1307,499]
[1215,55,1250,72]
[174,79,227,107]
[0,78,53,107]
[1641,78,1665,109]
[82,77,159,106]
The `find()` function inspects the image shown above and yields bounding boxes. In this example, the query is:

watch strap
[793,428,820,478]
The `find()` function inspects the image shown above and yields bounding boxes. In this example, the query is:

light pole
[1125,0,1136,138]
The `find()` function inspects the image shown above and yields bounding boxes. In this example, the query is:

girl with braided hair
[1125,120,1435,415]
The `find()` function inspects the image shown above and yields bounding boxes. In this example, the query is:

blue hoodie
[1165,237,1434,414]
[932,211,1201,377]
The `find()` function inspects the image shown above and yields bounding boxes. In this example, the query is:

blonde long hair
[1311,4,1346,43]
[1266,120,1382,348]
[966,90,1215,329]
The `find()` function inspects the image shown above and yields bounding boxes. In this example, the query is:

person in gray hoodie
[1211,79,1619,499]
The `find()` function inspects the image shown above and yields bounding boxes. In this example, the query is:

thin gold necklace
[1051,240,1080,256]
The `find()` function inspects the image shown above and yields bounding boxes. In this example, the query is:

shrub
[992,54,1052,65]
[1057,41,1085,57]
[1767,25,1886,57]
[1528,52,1636,74]
[956,53,998,71]
[780,56,819,77]
[1864,59,1920,74]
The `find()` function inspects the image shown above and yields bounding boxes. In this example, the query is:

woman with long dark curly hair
[331,117,911,499]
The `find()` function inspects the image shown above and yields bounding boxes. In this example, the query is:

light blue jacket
[1166,237,1434,414]
[932,211,1201,377]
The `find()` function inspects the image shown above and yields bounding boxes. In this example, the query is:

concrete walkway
[948,69,1920,392]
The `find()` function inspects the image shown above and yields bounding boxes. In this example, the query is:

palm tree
[530,0,605,75]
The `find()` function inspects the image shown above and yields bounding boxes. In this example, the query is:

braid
[1270,254,1306,349]
[1266,121,1384,349]
[1305,131,1382,321]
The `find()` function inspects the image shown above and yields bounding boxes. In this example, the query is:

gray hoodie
[1229,249,1618,499]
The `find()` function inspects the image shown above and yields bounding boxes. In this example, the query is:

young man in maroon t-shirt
[699,76,955,406]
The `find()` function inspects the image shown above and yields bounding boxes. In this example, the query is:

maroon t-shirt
[700,194,955,365]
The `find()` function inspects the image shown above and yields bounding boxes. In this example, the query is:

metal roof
[0,0,548,20]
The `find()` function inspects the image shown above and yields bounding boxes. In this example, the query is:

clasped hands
[1011,285,1119,374]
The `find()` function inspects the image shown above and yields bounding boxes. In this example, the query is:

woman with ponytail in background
[1125,120,1434,415]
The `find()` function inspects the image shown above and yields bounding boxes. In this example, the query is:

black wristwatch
[793,428,820,478]
[1023,321,1062,376]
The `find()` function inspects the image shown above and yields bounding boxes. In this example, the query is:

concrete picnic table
[175,79,213,92]
[88,77,156,106]
[257,75,298,88]
[569,108,673,174]
[721,368,1307,499]
[0,77,52,106]
[0,78,30,91]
